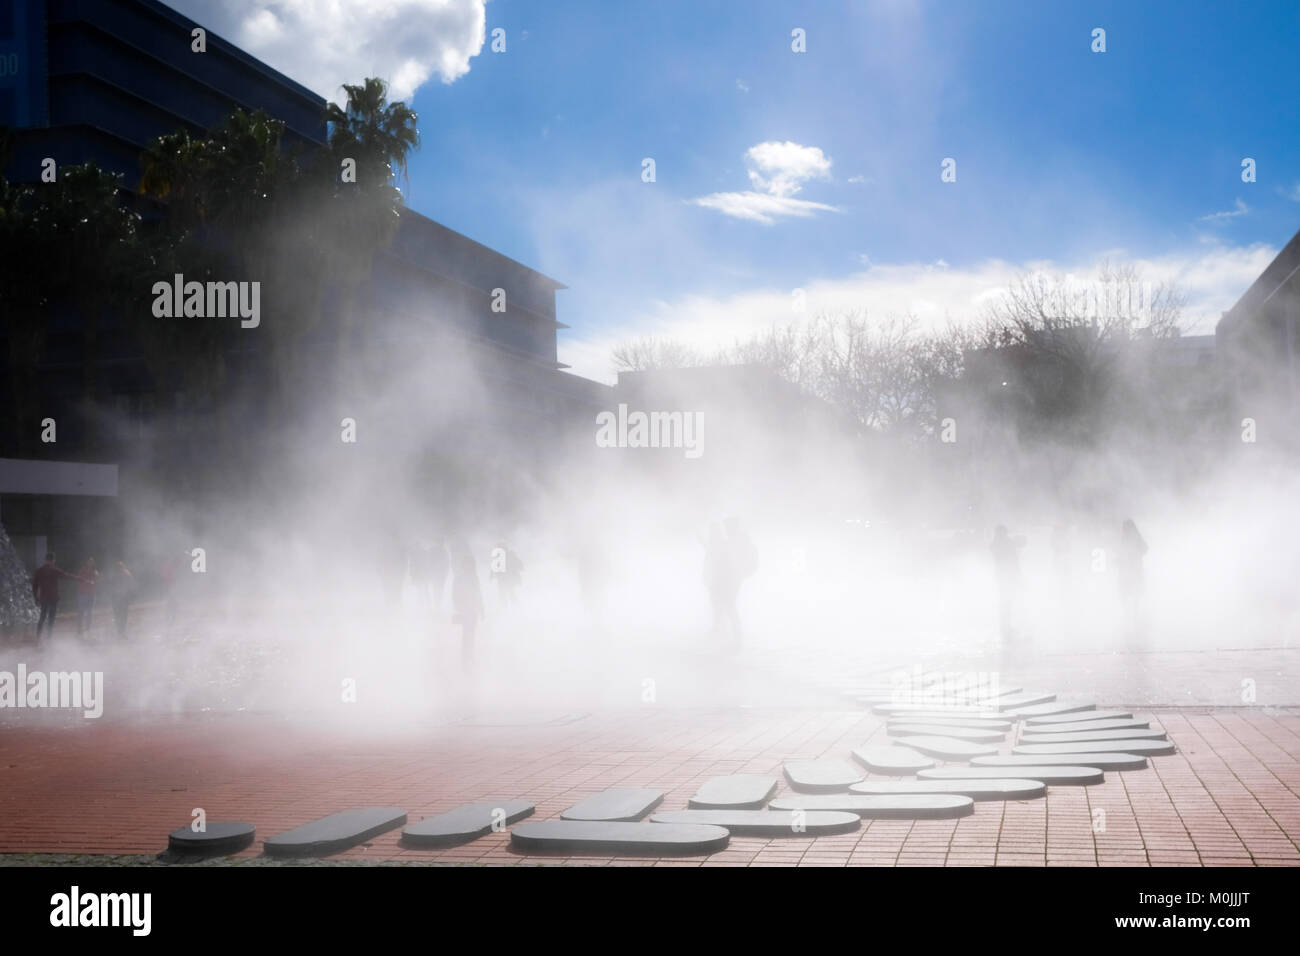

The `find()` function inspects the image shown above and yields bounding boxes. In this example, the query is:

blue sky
[179,0,1300,380]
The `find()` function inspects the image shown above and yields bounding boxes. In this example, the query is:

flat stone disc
[688,775,778,810]
[891,735,999,759]
[886,716,1014,731]
[167,821,255,854]
[1009,701,1095,718]
[783,759,864,793]
[851,744,935,775]
[920,765,1104,786]
[769,794,975,819]
[1014,740,1175,757]
[888,724,1005,743]
[1024,709,1132,725]
[561,788,665,822]
[401,800,535,846]
[1023,718,1150,734]
[511,821,729,855]
[264,808,406,857]
[850,778,1046,801]
[977,753,1148,770]
[650,810,860,836]
[993,692,1056,711]
[1020,728,1167,745]
[872,704,1001,717]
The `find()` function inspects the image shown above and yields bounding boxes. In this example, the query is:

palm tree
[322,77,420,397]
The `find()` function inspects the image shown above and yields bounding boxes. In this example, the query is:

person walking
[31,553,82,641]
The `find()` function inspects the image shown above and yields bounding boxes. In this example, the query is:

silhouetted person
[491,541,523,606]
[704,518,758,646]
[75,558,98,635]
[990,525,1025,640]
[1117,518,1148,637]
[32,553,81,641]
[451,544,484,668]
[109,561,135,638]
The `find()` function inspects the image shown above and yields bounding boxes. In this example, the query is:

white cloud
[744,141,832,197]
[1281,182,1300,202]
[735,78,751,93]
[692,141,838,224]
[560,244,1277,383]
[170,0,488,101]
[1199,198,1249,224]
[690,191,838,225]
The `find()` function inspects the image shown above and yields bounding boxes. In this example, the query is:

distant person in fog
[31,552,84,641]
[451,541,484,667]
[109,560,135,638]
[75,557,98,635]
[703,518,758,646]
[990,525,1025,640]
[1117,518,1148,637]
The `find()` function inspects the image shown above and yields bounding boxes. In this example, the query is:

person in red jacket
[31,552,83,640]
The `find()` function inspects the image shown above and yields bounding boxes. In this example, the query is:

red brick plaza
[2,615,1297,868]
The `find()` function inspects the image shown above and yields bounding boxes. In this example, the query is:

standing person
[703,518,757,646]
[75,558,99,635]
[989,525,1025,641]
[451,542,484,668]
[1117,518,1148,638]
[31,553,81,641]
[109,561,135,638]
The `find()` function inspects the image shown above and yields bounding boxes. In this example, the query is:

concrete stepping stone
[561,788,665,822]
[920,765,1103,786]
[976,753,1147,771]
[688,775,779,809]
[264,808,406,857]
[850,778,1046,801]
[650,810,860,836]
[851,744,935,775]
[769,794,975,819]
[1014,740,1175,757]
[993,691,1056,711]
[1022,718,1150,734]
[872,703,1000,717]
[892,735,999,759]
[1009,700,1095,718]
[888,724,1005,743]
[511,820,729,855]
[887,716,1013,731]
[1020,728,1166,745]
[167,821,255,854]
[1024,709,1132,725]
[401,799,535,846]
[783,759,864,793]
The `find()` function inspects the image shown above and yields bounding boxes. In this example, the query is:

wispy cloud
[735,78,750,93]
[691,141,839,225]
[1199,198,1249,224]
